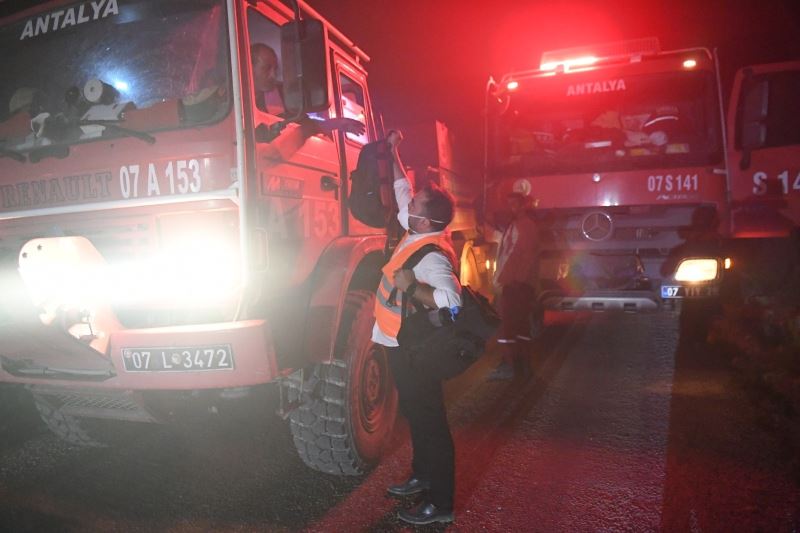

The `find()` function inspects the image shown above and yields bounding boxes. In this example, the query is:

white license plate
[122,345,234,372]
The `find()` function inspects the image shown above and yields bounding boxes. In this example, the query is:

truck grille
[542,205,703,251]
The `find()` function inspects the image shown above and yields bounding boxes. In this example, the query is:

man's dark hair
[422,183,455,231]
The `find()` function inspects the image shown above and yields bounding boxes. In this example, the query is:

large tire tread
[289,291,384,476]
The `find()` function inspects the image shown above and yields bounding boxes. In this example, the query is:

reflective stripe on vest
[374,232,454,339]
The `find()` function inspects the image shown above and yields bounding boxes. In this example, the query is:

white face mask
[399,209,447,235]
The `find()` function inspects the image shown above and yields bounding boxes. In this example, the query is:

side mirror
[742,80,768,123]
[280,18,328,115]
[739,78,769,169]
[741,121,766,151]
[740,79,768,151]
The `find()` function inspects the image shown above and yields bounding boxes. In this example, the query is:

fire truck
[659,60,800,328]
[484,38,728,322]
[0,0,421,475]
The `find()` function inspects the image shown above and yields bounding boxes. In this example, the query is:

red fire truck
[659,60,800,325]
[0,0,425,475]
[484,38,728,321]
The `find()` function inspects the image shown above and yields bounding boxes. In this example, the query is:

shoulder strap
[387,243,445,312]
[401,243,443,270]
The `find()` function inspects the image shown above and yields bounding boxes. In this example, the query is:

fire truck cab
[485,38,727,319]
[661,60,800,318]
[0,0,398,476]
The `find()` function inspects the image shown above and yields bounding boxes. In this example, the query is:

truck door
[245,6,342,285]
[728,61,800,237]
[331,54,375,236]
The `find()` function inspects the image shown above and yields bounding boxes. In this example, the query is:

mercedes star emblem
[580,211,614,241]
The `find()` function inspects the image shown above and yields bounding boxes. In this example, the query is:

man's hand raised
[318,117,365,136]
[386,129,404,149]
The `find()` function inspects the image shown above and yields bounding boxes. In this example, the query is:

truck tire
[32,393,105,447]
[289,291,397,475]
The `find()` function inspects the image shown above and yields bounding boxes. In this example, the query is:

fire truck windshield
[0,0,229,129]
[489,69,722,177]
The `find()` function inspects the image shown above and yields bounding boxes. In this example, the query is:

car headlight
[674,258,718,282]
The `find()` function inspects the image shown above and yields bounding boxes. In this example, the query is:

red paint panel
[0,117,236,213]
[596,166,726,207]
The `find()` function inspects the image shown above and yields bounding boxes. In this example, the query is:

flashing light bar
[540,37,661,72]
[540,55,598,71]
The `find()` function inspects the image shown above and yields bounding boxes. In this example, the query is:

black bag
[394,245,500,380]
[349,139,394,228]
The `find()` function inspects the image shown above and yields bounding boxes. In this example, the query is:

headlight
[19,230,242,314]
[109,235,240,307]
[674,258,718,282]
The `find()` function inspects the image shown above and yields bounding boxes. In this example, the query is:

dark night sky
[312,0,800,159]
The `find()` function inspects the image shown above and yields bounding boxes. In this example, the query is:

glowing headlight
[674,258,718,282]
[18,236,112,315]
[18,233,242,314]
[110,235,240,307]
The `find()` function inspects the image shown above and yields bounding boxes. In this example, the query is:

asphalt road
[1,311,798,532]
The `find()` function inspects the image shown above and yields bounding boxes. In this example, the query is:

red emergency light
[540,55,597,72]
[539,37,661,72]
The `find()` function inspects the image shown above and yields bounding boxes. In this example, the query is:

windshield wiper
[25,122,156,164]
[0,146,26,163]
[82,121,156,145]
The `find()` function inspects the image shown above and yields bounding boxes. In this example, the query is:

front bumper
[540,289,660,312]
[0,319,277,390]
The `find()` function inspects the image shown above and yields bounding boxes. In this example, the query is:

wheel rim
[359,344,388,433]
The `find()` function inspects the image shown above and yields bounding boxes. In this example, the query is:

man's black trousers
[386,346,454,511]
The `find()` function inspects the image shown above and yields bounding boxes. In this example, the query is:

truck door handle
[320,175,339,192]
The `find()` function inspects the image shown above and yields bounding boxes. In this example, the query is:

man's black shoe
[398,502,454,525]
[386,477,430,497]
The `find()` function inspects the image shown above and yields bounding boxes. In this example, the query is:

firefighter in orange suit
[373,131,461,525]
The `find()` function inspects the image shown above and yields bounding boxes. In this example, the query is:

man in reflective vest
[373,131,461,525]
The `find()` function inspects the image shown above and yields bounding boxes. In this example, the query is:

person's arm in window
[258,116,364,161]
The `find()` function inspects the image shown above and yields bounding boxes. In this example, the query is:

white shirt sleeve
[413,252,462,308]
[395,178,412,230]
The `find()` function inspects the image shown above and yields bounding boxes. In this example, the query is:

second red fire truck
[484,38,729,321]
